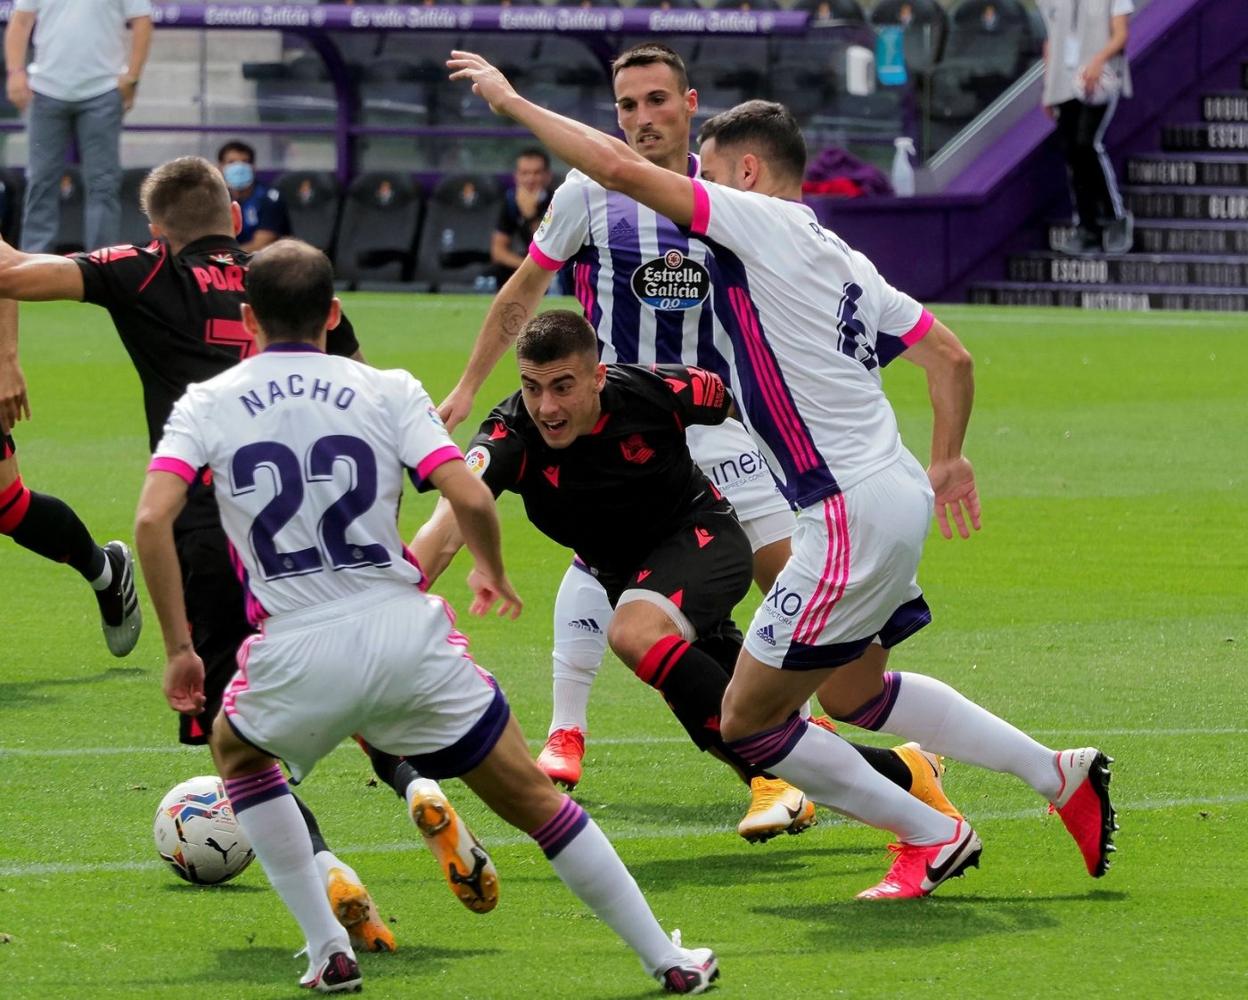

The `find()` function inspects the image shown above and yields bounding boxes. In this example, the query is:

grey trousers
[21,89,123,252]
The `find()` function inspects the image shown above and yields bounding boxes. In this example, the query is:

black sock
[849,742,913,791]
[5,488,105,581]
[293,793,330,854]
[361,740,419,800]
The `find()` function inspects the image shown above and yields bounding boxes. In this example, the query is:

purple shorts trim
[402,685,510,780]
[780,595,931,670]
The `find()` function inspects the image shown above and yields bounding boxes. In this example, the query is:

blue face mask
[222,161,254,190]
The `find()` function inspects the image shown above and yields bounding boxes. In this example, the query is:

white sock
[89,553,113,591]
[548,562,612,735]
[226,779,350,961]
[758,721,958,846]
[534,797,683,976]
[880,672,1061,799]
[313,850,360,889]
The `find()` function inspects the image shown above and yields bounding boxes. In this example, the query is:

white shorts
[223,585,504,782]
[744,452,934,670]
[687,419,792,528]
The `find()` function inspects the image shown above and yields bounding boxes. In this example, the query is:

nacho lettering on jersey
[529,157,725,375]
[150,351,461,619]
[687,177,933,510]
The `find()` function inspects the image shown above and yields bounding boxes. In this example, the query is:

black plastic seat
[413,173,502,292]
[274,171,342,255]
[335,172,422,286]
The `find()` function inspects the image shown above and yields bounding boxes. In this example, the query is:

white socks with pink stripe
[534,799,683,975]
[227,778,350,961]
[770,722,960,846]
[879,672,1062,799]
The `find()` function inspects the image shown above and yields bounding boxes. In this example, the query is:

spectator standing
[217,140,292,252]
[1039,0,1135,255]
[4,0,152,252]
[490,147,553,284]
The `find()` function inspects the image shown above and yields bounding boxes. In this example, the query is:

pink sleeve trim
[528,241,565,272]
[690,179,711,236]
[901,309,935,346]
[148,456,197,484]
[413,444,464,484]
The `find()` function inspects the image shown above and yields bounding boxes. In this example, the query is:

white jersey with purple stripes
[151,345,462,620]
[529,156,789,523]
[686,178,933,511]
[530,154,724,372]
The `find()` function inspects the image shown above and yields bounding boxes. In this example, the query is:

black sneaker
[301,951,363,994]
[96,540,141,657]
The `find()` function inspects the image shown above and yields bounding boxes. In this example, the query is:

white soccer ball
[153,775,255,885]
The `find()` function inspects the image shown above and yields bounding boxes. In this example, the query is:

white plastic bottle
[891,137,916,197]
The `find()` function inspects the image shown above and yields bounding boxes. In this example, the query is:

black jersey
[73,235,359,451]
[466,364,733,576]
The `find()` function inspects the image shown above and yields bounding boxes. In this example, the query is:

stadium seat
[244,53,339,125]
[794,0,867,25]
[413,174,501,293]
[334,172,422,287]
[928,0,1034,122]
[870,0,948,75]
[274,171,341,255]
[119,167,151,247]
[359,57,433,126]
[50,167,84,255]
[524,36,611,124]
[689,1,774,119]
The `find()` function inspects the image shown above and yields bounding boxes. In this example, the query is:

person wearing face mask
[216,141,291,252]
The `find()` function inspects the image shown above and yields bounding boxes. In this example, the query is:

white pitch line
[1,727,1245,759]
[1,793,1246,879]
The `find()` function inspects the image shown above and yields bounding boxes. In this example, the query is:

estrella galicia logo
[630,249,710,311]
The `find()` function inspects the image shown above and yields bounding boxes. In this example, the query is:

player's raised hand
[928,455,982,540]
[163,646,207,715]
[467,566,523,620]
[0,355,31,427]
[447,51,519,115]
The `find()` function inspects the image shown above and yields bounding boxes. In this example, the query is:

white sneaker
[656,931,719,994]
[299,950,362,993]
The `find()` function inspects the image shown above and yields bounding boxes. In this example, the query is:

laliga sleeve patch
[465,446,490,476]
[534,204,555,241]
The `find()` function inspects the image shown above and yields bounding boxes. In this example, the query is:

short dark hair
[611,42,689,94]
[245,240,335,343]
[516,310,598,366]
[217,140,256,164]
[516,147,551,169]
[697,100,807,183]
[139,156,234,244]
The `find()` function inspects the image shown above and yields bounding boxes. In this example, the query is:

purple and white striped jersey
[529,154,725,375]
[687,178,934,511]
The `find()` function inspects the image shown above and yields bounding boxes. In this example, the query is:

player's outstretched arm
[439,257,553,431]
[426,459,522,619]
[134,471,206,715]
[902,315,981,540]
[0,299,31,428]
[448,51,694,227]
[0,238,86,301]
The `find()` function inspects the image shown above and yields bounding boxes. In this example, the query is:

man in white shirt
[449,52,1118,902]
[1039,0,1135,254]
[135,239,719,996]
[4,0,153,251]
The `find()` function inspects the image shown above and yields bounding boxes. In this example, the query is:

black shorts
[592,505,753,638]
[174,523,255,745]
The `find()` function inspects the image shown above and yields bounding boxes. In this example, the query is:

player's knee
[605,617,648,669]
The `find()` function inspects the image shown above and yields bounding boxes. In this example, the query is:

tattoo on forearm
[499,301,529,339]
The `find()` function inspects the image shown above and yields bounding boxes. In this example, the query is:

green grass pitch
[1,299,1245,999]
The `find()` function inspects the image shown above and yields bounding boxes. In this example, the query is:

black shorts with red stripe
[589,503,752,638]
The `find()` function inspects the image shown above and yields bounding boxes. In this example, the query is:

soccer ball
[153,775,255,885]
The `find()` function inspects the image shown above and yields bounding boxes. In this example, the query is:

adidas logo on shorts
[755,624,776,645]
[568,618,604,634]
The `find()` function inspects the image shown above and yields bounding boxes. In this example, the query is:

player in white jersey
[134,241,719,995]
[449,55,1118,899]
[440,46,911,844]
